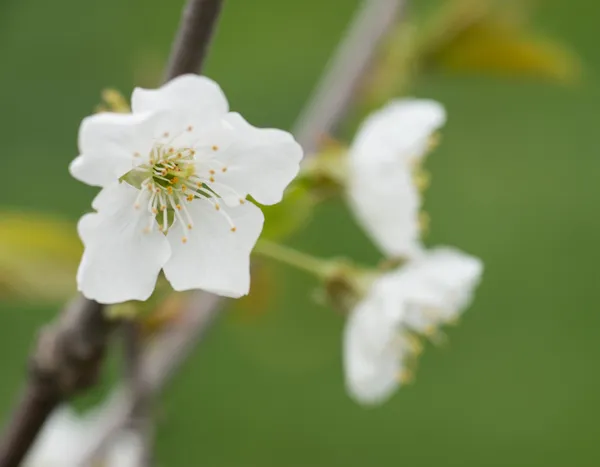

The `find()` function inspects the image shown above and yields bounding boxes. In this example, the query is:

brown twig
[165,0,224,80]
[0,1,224,466]
[0,297,109,467]
[122,321,153,467]
[82,292,222,463]
[292,0,406,153]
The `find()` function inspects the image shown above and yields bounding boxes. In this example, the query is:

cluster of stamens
[130,129,246,243]
[393,306,448,385]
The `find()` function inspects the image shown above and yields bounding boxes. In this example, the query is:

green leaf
[260,184,316,241]
[0,212,80,303]
[421,0,582,84]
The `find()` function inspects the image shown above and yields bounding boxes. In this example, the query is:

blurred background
[1,0,599,465]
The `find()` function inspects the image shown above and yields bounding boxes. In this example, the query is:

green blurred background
[1,0,599,465]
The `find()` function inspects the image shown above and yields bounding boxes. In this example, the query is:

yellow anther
[171,177,179,184]
[209,169,215,175]
[133,152,141,158]
[187,224,193,230]
[221,167,227,173]
[209,176,215,183]
[190,150,196,156]
[212,145,219,151]
[182,237,188,244]
[215,203,220,211]
[230,226,237,232]
[169,147,175,153]
[187,195,194,202]
[167,186,173,194]
[428,133,440,151]
[196,182,202,188]
[163,132,170,138]
[398,370,414,385]
[152,208,158,214]
[176,204,182,211]
[239,198,246,204]
[187,125,193,132]
[147,185,153,191]
[133,204,140,210]
[160,205,167,211]
[181,185,187,191]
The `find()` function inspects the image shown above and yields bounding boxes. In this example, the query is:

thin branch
[165,0,224,80]
[0,297,109,467]
[0,0,225,465]
[292,0,405,153]
[82,292,222,462]
[122,321,153,467]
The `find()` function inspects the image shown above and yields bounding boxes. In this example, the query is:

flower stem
[253,240,335,279]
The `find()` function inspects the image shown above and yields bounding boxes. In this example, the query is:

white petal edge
[347,99,445,258]
[348,164,421,258]
[24,407,88,467]
[382,247,483,332]
[72,111,162,187]
[77,182,171,304]
[131,74,229,118]
[343,275,407,405]
[163,200,264,297]
[207,113,303,205]
[105,431,144,467]
[350,98,446,167]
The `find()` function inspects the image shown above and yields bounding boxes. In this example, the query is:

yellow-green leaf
[0,212,81,303]
[421,0,582,84]
[260,184,316,241]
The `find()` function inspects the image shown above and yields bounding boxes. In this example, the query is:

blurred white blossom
[343,100,483,405]
[24,406,142,467]
[344,248,482,405]
[70,74,303,304]
[347,99,445,258]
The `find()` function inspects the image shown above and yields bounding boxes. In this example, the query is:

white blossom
[344,248,483,405]
[347,99,446,258]
[343,99,484,405]
[70,74,303,304]
[24,406,142,467]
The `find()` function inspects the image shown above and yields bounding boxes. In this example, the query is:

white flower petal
[207,113,303,205]
[24,407,88,467]
[77,182,171,304]
[343,276,407,405]
[348,99,445,257]
[131,74,229,118]
[397,247,483,330]
[348,164,421,258]
[163,200,264,297]
[350,98,446,167]
[72,111,162,187]
[105,431,144,467]
[343,248,482,405]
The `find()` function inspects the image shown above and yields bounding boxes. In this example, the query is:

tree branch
[82,292,222,463]
[292,0,405,153]
[0,1,225,465]
[0,297,109,467]
[165,0,224,80]
[122,321,153,467]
